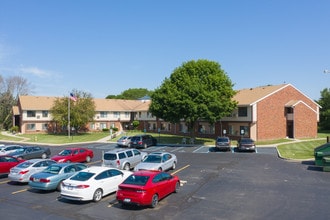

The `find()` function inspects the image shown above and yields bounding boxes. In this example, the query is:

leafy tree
[317,88,330,130]
[50,90,96,132]
[149,59,237,137]
[106,88,152,100]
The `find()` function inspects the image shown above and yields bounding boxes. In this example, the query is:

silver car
[8,159,56,183]
[134,152,177,171]
[102,148,147,170]
[117,136,132,147]
[0,145,23,156]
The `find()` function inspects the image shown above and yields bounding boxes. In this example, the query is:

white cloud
[19,66,52,78]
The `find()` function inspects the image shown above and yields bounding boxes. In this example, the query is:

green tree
[149,59,237,137]
[317,88,330,130]
[106,88,152,100]
[50,90,96,132]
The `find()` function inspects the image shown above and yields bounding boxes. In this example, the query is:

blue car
[29,163,88,191]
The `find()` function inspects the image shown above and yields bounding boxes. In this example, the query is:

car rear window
[122,174,149,186]
[104,153,117,160]
[70,171,94,181]
[131,136,141,142]
[217,137,229,142]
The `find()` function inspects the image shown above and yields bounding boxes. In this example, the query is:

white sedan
[134,152,177,171]
[60,166,132,202]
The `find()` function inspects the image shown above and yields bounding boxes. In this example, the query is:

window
[100,123,107,129]
[126,150,133,157]
[113,112,120,118]
[100,111,108,118]
[27,124,36,130]
[42,123,48,130]
[238,107,248,117]
[27,111,36,117]
[42,111,48,117]
[125,112,129,118]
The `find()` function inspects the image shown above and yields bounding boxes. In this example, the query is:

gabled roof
[18,96,150,112]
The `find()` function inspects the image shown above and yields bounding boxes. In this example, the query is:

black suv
[130,134,157,149]
[215,136,231,151]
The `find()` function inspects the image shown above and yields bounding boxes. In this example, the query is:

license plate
[68,186,73,190]
[124,198,131,203]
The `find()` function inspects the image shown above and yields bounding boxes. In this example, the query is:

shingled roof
[18,96,150,112]
[233,84,290,105]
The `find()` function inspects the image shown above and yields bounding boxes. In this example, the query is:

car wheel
[158,167,162,171]
[41,153,47,159]
[56,180,64,192]
[150,194,159,208]
[143,143,147,149]
[172,162,176,170]
[123,163,130,171]
[93,188,103,202]
[86,156,91,163]
[174,181,180,193]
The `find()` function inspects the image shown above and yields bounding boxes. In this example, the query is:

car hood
[135,162,160,171]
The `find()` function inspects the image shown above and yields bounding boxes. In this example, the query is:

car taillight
[138,141,143,145]
[19,170,29,174]
[117,160,120,166]
[76,185,90,189]
[40,179,50,183]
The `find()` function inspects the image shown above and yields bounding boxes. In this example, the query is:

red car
[116,170,180,208]
[0,155,25,175]
[51,148,93,163]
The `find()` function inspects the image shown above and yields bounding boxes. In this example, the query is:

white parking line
[193,146,208,153]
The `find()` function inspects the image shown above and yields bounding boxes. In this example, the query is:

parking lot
[0,142,329,219]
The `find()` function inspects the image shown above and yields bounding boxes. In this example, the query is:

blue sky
[0,0,329,100]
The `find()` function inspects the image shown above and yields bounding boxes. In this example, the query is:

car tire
[174,181,180,193]
[150,194,159,208]
[143,143,147,149]
[123,163,130,171]
[41,153,47,159]
[158,167,162,171]
[93,188,103,202]
[172,162,176,170]
[86,156,91,163]
[57,180,64,192]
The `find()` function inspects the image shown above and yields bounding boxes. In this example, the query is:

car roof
[81,166,117,173]
[149,152,168,156]
[104,148,135,153]
[24,159,52,163]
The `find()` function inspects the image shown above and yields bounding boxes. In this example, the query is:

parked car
[60,166,132,202]
[134,152,177,171]
[116,170,180,208]
[29,163,88,191]
[0,156,25,175]
[102,148,147,170]
[51,147,94,163]
[117,136,132,147]
[0,145,24,155]
[237,137,256,152]
[130,134,157,149]
[215,137,231,151]
[8,159,56,183]
[8,146,51,160]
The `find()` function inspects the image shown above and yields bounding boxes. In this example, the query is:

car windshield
[70,171,94,181]
[241,139,253,143]
[122,174,149,186]
[59,149,72,156]
[217,138,228,142]
[143,155,161,163]
[16,161,33,168]
[43,165,62,174]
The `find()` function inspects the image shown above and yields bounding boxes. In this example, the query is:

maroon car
[51,147,93,163]
[0,155,25,175]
